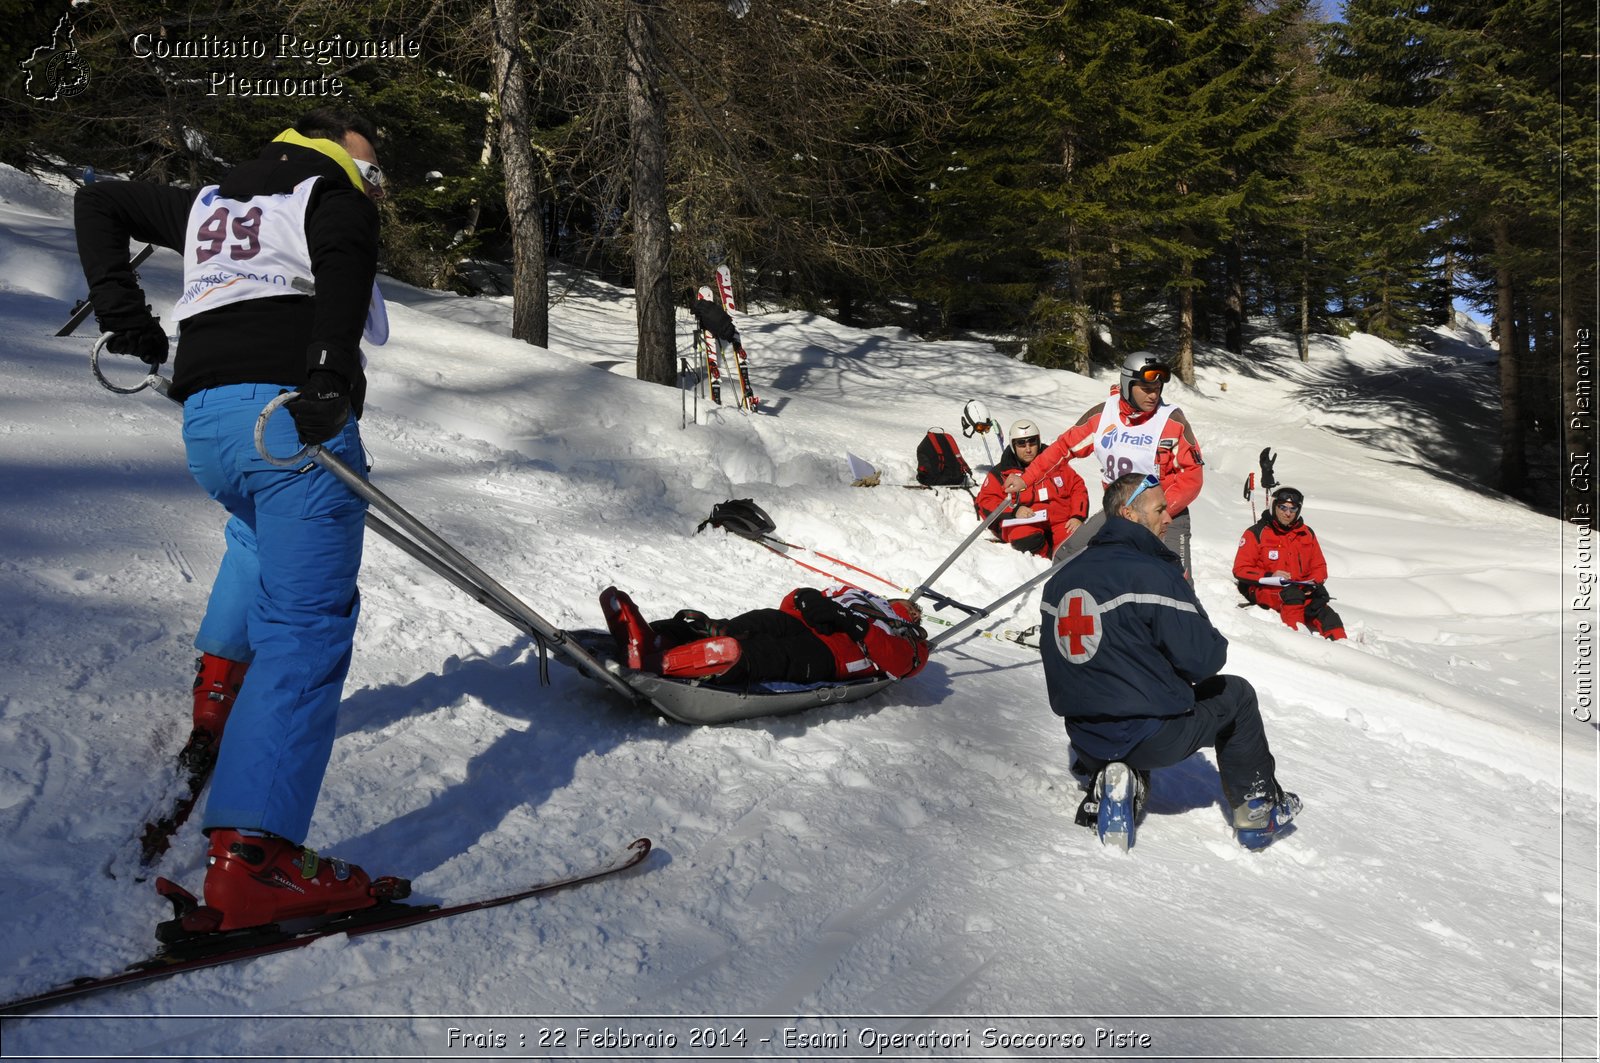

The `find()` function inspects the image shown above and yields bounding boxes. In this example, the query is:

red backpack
[915,429,971,487]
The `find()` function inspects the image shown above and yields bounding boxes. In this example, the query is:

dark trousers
[652,608,837,684]
[1073,674,1276,805]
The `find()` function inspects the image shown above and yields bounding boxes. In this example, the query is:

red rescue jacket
[1023,389,1205,516]
[779,587,929,680]
[975,444,1088,554]
[1232,516,1329,604]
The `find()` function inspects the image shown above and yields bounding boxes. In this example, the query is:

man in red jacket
[1003,352,1204,579]
[1233,486,1346,640]
[600,586,929,684]
[975,419,1088,556]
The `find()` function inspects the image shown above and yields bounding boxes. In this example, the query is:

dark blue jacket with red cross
[1039,515,1229,761]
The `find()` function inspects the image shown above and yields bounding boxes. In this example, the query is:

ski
[102,752,215,882]
[3,838,652,1015]
[57,244,155,337]
[713,265,759,411]
[696,284,723,404]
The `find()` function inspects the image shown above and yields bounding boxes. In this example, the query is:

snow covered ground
[0,164,1594,1062]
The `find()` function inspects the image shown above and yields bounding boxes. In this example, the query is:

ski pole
[907,503,1010,606]
[248,391,643,705]
[926,549,1074,651]
[759,535,905,592]
[1243,471,1256,520]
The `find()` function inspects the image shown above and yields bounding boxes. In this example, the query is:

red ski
[2,838,652,1015]
[713,265,760,412]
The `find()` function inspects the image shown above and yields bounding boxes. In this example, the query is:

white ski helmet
[1119,351,1173,403]
[961,399,994,437]
[1010,419,1040,443]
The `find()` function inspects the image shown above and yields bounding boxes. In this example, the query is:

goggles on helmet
[1132,366,1171,385]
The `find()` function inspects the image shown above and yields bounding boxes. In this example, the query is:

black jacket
[74,141,379,411]
[689,295,739,344]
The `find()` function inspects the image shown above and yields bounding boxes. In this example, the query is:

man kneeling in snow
[599,585,929,685]
[1233,486,1346,640]
[1041,473,1302,850]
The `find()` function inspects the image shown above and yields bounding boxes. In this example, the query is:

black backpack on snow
[696,498,777,540]
[915,429,971,487]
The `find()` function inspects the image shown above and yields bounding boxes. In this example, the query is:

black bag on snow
[915,429,971,487]
[696,498,777,540]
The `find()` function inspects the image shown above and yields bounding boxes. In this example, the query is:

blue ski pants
[182,383,368,844]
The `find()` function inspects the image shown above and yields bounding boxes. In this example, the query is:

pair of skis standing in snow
[687,264,759,413]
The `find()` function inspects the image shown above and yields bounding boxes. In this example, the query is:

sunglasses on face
[1132,367,1171,385]
[1014,437,1041,448]
[353,158,385,188]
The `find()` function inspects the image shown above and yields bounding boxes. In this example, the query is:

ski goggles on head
[1013,436,1042,448]
[1125,473,1162,508]
[1131,366,1171,385]
[353,158,385,188]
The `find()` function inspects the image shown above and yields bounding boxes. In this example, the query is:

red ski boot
[599,587,661,670]
[180,654,249,774]
[193,829,410,932]
[660,637,742,679]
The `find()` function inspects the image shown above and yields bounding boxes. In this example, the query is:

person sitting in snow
[1232,486,1346,640]
[974,418,1088,557]
[599,585,929,685]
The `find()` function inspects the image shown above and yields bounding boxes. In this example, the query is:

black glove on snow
[287,370,350,445]
[106,320,168,367]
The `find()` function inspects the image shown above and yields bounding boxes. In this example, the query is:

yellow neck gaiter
[270,128,365,192]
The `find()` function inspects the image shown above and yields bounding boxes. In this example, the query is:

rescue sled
[562,630,896,726]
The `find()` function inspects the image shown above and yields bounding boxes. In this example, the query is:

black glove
[791,589,853,636]
[1307,583,1331,603]
[1280,583,1308,606]
[1259,447,1278,492]
[106,320,168,367]
[286,370,350,445]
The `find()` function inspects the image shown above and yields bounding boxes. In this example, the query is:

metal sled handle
[91,334,166,396]
[248,409,641,704]
[907,501,1010,606]
[253,390,318,467]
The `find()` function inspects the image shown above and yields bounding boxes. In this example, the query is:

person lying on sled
[599,585,930,684]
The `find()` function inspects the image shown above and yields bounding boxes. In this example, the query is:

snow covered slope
[0,164,1593,1061]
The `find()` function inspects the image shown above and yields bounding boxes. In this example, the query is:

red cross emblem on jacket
[1051,589,1102,663]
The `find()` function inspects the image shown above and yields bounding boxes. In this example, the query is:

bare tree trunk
[625,0,674,385]
[491,0,547,346]
[1298,232,1310,362]
[1175,258,1196,384]
[1225,239,1244,354]
[1494,219,1524,492]
[460,104,499,245]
